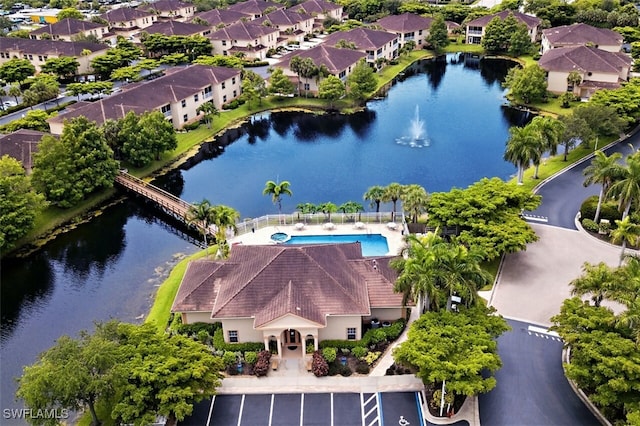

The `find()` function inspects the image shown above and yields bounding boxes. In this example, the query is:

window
[38,55,42,61]
[222,40,227,46]
[181,99,186,107]
[232,77,236,84]
[194,94,199,102]
[183,114,188,122]
[223,94,227,102]
[347,328,357,340]
[304,83,310,91]
[233,90,237,97]
[228,330,238,342]
[222,82,226,89]
[161,104,171,116]
[418,30,423,35]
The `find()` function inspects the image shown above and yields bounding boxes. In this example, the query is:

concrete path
[490,223,622,326]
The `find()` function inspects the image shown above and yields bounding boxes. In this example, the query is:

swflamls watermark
[3,408,70,420]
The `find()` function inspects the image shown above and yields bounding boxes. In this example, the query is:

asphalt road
[478,319,600,426]
[528,129,640,229]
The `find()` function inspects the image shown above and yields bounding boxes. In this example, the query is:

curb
[424,394,479,426]
[562,347,612,426]
[574,213,640,255]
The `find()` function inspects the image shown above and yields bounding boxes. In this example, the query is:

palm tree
[504,125,539,185]
[436,243,491,309]
[338,201,364,221]
[607,153,640,219]
[210,205,239,258]
[8,83,21,105]
[319,201,338,222]
[383,182,404,222]
[583,151,624,222]
[529,116,564,179]
[570,262,619,307]
[610,216,640,266]
[263,179,293,218]
[196,101,219,129]
[567,71,582,94]
[296,202,317,220]
[400,184,429,223]
[613,255,640,344]
[185,199,215,255]
[363,185,385,218]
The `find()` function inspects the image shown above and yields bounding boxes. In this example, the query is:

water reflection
[246,115,271,144]
[424,55,447,90]
[1,255,54,339]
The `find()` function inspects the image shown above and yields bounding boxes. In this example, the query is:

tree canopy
[393,305,510,396]
[318,75,346,108]
[503,64,547,104]
[31,117,118,208]
[0,155,46,251]
[0,58,35,83]
[268,67,295,98]
[347,60,377,101]
[17,321,224,426]
[427,177,541,260]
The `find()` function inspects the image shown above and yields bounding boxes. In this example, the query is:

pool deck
[228,222,406,257]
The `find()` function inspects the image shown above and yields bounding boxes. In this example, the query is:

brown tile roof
[278,44,366,74]
[542,23,623,48]
[255,9,313,27]
[228,0,285,16]
[466,10,541,29]
[539,45,631,74]
[29,18,106,37]
[140,20,207,36]
[208,20,278,41]
[48,65,241,128]
[172,243,405,327]
[139,0,191,12]
[376,13,433,33]
[171,260,224,312]
[293,0,342,15]
[0,37,109,56]
[0,129,48,170]
[323,28,397,51]
[189,9,248,27]
[100,7,154,23]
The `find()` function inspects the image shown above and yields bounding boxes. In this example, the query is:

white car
[3,100,17,108]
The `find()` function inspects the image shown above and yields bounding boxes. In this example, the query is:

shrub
[197,329,210,344]
[312,351,329,377]
[322,347,337,363]
[328,362,341,376]
[177,322,219,337]
[253,350,272,377]
[580,196,621,224]
[364,351,381,366]
[223,351,237,367]
[599,220,611,234]
[581,218,599,232]
[306,343,315,354]
[382,321,405,340]
[386,367,395,375]
[318,339,360,350]
[244,351,258,365]
[213,328,264,353]
[363,328,387,346]
[356,362,370,374]
[339,365,352,377]
[352,346,367,359]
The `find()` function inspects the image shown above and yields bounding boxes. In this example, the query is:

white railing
[233,212,401,236]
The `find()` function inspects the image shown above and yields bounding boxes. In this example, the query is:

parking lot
[179,391,425,426]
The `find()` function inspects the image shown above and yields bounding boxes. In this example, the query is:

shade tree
[503,64,548,104]
[267,67,295,98]
[318,75,346,108]
[0,58,35,84]
[582,151,624,222]
[347,60,377,102]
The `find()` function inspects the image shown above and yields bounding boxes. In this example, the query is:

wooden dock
[114,171,213,236]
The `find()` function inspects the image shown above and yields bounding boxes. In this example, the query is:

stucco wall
[369,308,404,322]
[318,315,361,341]
[221,317,263,343]
[184,311,215,324]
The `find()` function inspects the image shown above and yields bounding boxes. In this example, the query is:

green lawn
[145,248,212,332]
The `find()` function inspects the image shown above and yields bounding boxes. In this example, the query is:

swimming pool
[284,234,389,256]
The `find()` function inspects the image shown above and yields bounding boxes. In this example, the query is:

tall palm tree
[319,201,337,222]
[263,179,292,217]
[185,199,215,254]
[567,71,582,94]
[196,101,219,129]
[570,262,619,307]
[583,151,624,222]
[610,216,640,266]
[504,125,539,185]
[436,243,491,308]
[296,202,317,220]
[338,201,364,221]
[400,184,429,223]
[529,116,564,179]
[383,182,404,222]
[363,185,385,217]
[210,205,239,258]
[607,153,640,219]
[613,255,640,344]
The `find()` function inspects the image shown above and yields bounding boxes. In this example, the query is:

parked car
[3,100,17,108]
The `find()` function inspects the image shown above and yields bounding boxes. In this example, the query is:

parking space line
[361,393,365,426]
[206,396,215,426]
[377,393,384,426]
[416,392,426,426]
[237,394,245,426]
[268,394,274,426]
[300,394,304,426]
[330,393,334,426]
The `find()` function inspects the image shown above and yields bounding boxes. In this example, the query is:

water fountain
[396,105,429,147]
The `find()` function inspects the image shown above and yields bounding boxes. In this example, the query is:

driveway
[529,131,640,229]
[490,223,621,326]
[479,319,600,426]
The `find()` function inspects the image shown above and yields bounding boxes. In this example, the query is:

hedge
[213,328,264,352]
[580,196,622,224]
